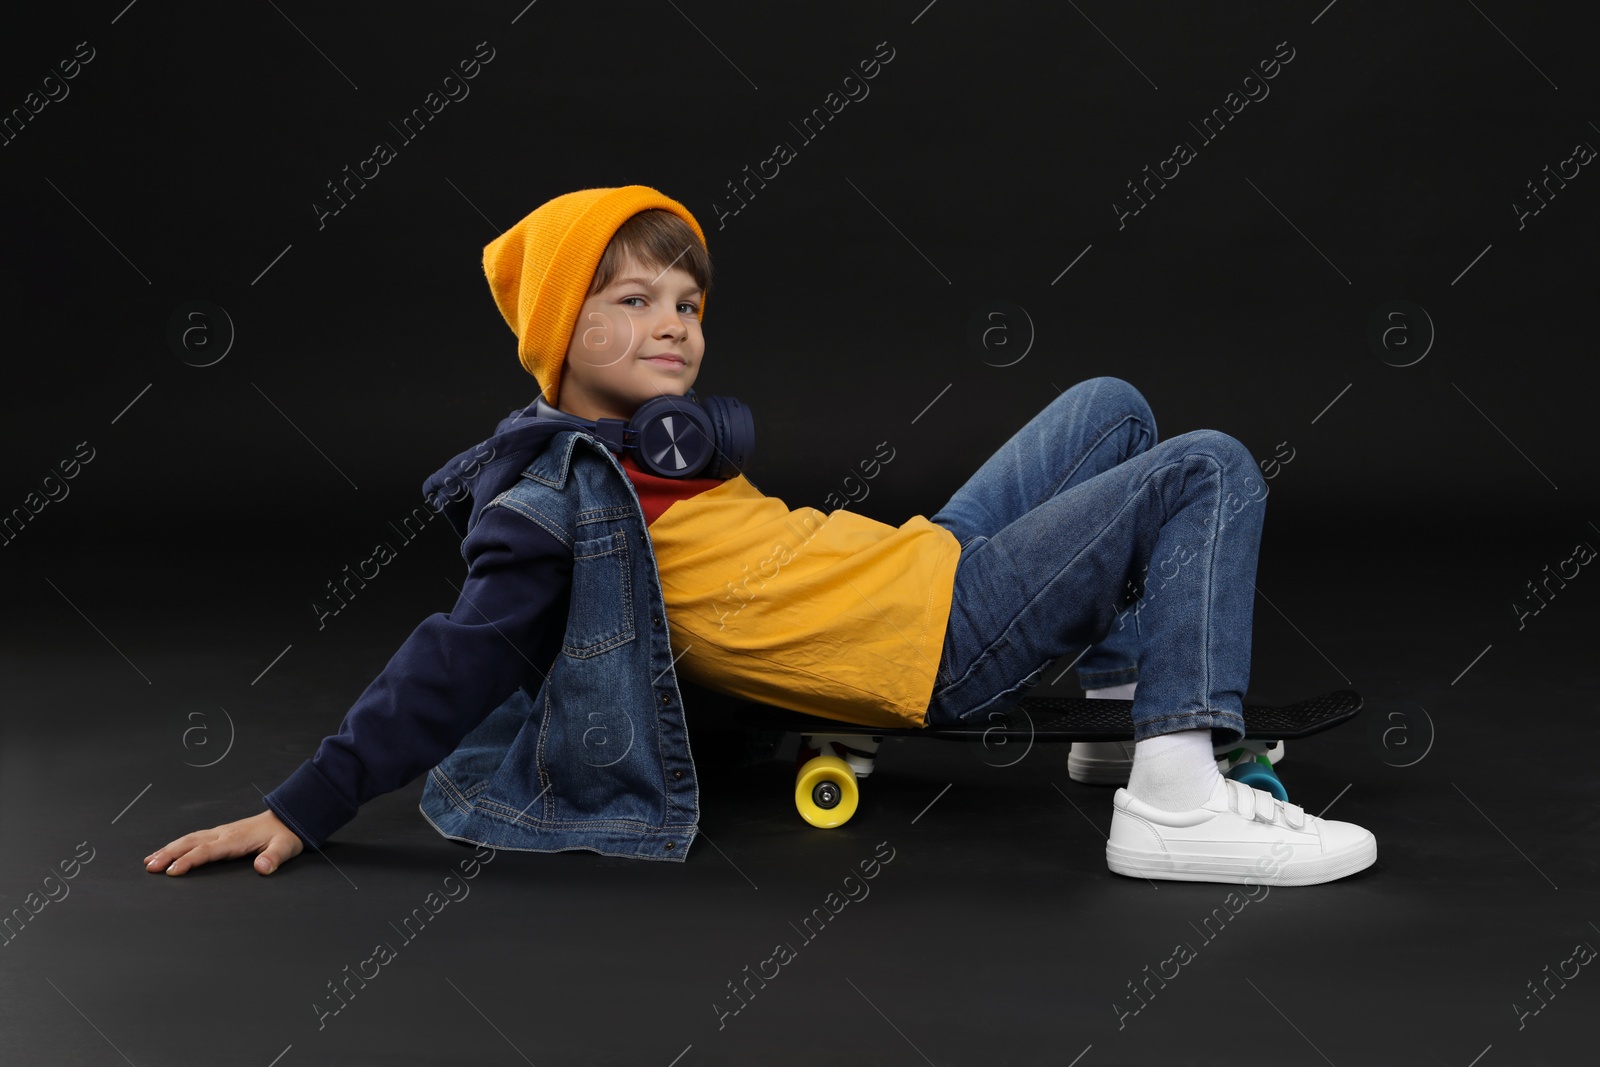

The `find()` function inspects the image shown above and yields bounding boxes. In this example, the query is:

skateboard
[736,689,1363,828]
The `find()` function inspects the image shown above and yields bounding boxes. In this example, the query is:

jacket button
[660,693,670,705]
[652,616,661,627]
[664,841,675,850]
[673,769,683,779]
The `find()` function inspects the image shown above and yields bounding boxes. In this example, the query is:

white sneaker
[1066,740,1139,784]
[1068,739,1286,785]
[1106,775,1377,886]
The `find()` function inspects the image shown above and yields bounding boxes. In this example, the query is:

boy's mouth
[642,354,687,369]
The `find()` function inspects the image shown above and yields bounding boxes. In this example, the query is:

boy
[144,185,1376,886]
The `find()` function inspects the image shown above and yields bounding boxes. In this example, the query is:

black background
[3,3,1597,1065]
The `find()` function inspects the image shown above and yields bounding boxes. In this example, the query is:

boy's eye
[621,295,700,314]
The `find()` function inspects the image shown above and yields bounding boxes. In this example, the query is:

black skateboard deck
[738,688,1362,742]
[747,689,1364,827]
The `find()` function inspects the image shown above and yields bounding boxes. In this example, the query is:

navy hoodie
[262,398,582,850]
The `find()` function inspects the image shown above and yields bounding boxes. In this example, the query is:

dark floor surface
[3,500,1597,1066]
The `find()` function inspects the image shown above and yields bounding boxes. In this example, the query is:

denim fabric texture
[417,428,702,862]
[926,376,1265,745]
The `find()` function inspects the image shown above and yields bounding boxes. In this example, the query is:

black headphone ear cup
[632,394,716,477]
[701,395,753,479]
[703,398,728,475]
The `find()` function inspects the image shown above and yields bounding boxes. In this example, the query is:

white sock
[1085,681,1138,700]
[1126,727,1223,811]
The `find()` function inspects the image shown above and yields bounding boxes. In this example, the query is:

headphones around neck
[534,388,754,480]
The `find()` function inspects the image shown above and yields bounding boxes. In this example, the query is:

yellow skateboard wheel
[794,754,859,828]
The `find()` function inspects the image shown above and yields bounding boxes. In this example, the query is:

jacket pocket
[562,529,635,657]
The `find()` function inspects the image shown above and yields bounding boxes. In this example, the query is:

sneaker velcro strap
[1257,796,1306,830]
[1225,779,1257,819]
[1278,801,1307,830]
[1225,780,1308,830]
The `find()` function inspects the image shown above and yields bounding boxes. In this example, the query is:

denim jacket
[263,398,702,863]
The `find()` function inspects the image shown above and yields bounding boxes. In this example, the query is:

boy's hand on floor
[143,810,306,877]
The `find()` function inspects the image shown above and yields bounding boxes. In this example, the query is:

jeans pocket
[562,529,635,657]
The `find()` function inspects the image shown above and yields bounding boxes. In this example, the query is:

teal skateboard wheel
[1225,756,1288,802]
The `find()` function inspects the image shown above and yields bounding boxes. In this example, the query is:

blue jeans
[924,376,1265,745]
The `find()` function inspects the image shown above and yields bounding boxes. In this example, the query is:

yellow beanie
[482,185,708,407]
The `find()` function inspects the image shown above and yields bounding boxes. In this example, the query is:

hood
[420,396,578,540]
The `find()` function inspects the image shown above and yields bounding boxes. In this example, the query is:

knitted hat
[482,185,708,407]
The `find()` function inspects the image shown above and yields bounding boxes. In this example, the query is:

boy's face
[557,251,704,422]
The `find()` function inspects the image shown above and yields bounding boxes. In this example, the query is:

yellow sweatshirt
[621,453,961,729]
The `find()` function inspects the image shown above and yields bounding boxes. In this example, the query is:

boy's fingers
[166,841,231,875]
[160,829,243,875]
[144,836,190,871]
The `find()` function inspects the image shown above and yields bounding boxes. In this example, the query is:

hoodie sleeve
[262,501,572,851]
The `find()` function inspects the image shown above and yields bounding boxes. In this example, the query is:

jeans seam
[1138,449,1226,720]
[1198,451,1222,727]
[1045,413,1142,506]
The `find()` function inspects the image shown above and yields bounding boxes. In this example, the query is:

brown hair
[587,208,714,305]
